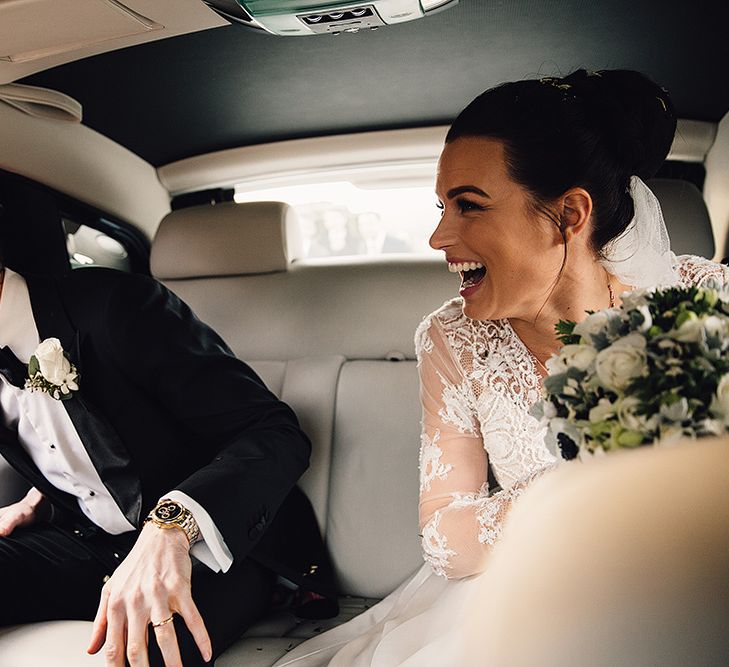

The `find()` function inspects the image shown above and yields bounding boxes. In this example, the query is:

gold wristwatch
[144,499,200,545]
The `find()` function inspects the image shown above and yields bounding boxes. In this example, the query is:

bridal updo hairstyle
[446,69,677,257]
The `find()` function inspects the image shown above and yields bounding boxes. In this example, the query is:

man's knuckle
[150,579,166,596]
[105,644,121,659]
[126,642,144,661]
[108,596,125,612]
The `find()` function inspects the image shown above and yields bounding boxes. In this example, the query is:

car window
[63,218,132,271]
[235,179,440,259]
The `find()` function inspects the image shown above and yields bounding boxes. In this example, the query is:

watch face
[154,501,183,523]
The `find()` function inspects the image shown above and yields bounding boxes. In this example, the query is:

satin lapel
[0,345,27,388]
[24,274,142,527]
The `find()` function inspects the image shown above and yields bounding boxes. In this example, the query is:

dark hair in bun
[446,69,676,253]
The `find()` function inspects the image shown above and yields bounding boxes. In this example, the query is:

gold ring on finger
[152,615,175,628]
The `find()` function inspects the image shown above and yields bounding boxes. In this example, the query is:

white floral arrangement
[532,281,729,460]
[25,338,79,401]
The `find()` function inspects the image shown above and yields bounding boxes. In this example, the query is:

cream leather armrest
[459,437,729,666]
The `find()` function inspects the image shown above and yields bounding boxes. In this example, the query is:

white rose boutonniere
[25,338,79,400]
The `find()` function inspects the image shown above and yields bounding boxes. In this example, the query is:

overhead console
[203,0,458,36]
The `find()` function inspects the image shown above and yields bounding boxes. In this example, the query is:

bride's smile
[446,258,486,297]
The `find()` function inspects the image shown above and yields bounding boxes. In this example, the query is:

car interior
[0,1,728,665]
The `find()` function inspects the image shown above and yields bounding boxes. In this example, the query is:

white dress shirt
[0,269,233,572]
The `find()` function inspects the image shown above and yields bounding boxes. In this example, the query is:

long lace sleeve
[676,254,729,288]
[415,315,549,580]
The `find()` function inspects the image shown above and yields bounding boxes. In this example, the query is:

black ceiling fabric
[21,0,729,166]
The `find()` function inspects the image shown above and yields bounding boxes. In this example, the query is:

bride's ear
[559,188,593,241]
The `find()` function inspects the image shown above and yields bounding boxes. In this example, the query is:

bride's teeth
[448,261,484,273]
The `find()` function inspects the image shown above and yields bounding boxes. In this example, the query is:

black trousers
[0,520,275,666]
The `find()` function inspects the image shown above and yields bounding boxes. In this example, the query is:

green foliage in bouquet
[534,281,729,460]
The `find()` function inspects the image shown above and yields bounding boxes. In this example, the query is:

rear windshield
[234,180,440,259]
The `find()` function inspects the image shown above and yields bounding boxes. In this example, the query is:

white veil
[598,176,679,289]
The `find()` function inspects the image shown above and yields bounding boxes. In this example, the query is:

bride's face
[432,137,565,321]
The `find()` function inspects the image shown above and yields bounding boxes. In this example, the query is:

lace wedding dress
[274,255,728,667]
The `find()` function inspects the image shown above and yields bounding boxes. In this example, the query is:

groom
[0,232,331,666]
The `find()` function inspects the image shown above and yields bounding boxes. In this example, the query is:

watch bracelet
[145,501,201,545]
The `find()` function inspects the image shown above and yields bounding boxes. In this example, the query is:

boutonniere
[25,337,79,401]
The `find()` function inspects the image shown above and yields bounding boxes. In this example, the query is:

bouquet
[533,281,729,460]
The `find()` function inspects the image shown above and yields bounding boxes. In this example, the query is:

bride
[274,69,729,666]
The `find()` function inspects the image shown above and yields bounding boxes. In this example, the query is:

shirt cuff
[163,490,234,573]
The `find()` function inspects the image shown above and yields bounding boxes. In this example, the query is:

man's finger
[102,597,127,667]
[152,618,183,667]
[126,610,150,667]
[87,587,110,654]
[178,597,213,663]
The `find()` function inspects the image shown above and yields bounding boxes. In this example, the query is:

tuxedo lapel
[0,345,27,388]
[24,274,142,527]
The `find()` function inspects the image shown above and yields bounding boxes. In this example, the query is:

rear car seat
[149,200,455,664]
[0,178,716,665]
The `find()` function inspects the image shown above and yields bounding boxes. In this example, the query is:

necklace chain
[607,275,615,308]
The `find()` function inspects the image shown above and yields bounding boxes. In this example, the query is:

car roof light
[204,1,458,35]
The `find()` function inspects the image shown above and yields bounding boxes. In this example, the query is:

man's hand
[87,524,212,667]
[0,487,49,537]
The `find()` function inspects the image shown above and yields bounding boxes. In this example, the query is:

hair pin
[540,77,572,91]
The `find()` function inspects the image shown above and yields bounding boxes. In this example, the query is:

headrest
[648,178,715,258]
[151,201,302,280]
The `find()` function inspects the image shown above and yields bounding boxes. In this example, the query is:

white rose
[573,310,611,338]
[595,333,647,391]
[673,315,703,343]
[710,373,729,425]
[616,396,658,431]
[620,289,650,310]
[659,397,690,423]
[559,344,597,372]
[544,354,567,375]
[703,315,727,338]
[34,338,72,387]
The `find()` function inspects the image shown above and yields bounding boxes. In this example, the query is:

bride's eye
[456,198,487,214]
[436,201,445,217]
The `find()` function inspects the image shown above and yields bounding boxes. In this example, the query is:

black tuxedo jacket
[0,267,337,608]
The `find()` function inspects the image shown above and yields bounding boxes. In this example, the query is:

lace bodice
[416,255,729,579]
